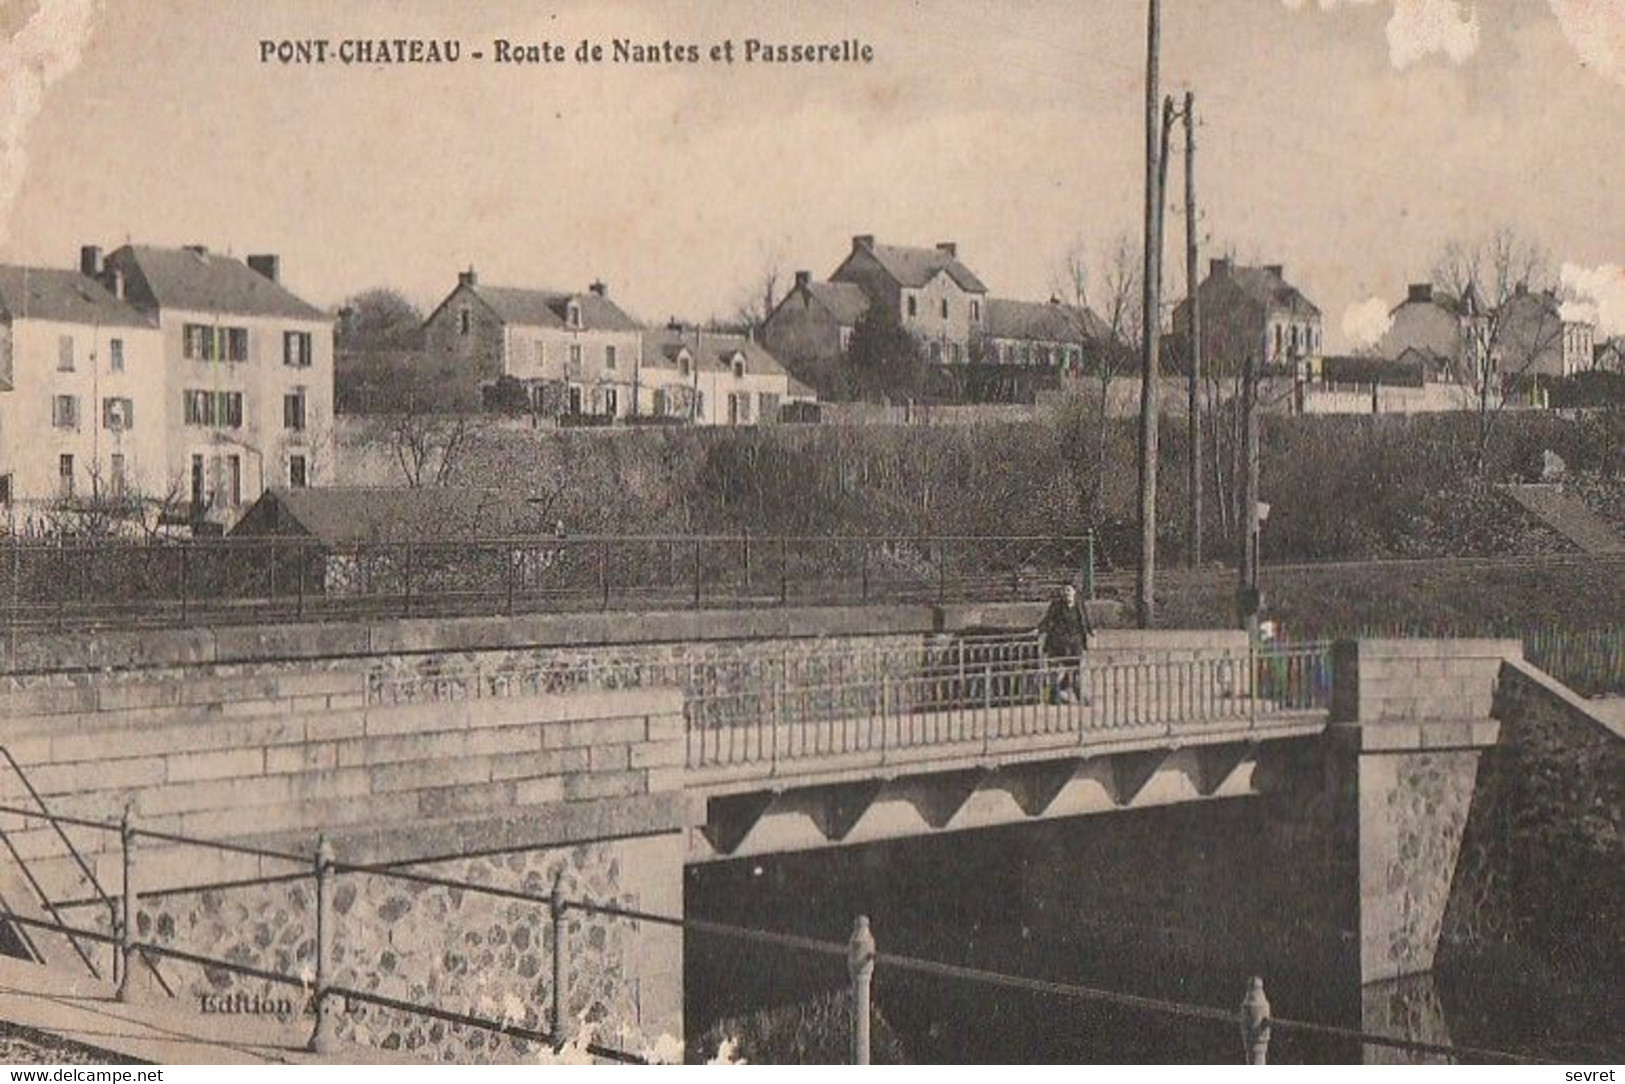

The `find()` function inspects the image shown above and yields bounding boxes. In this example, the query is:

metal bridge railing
[0,533,1096,633]
[685,642,1333,770]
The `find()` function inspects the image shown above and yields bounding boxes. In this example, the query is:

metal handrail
[0,769,178,997]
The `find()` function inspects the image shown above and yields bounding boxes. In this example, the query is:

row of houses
[418,270,816,426]
[0,244,333,521]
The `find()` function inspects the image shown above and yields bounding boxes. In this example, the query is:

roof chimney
[1264,264,1285,279]
[458,267,478,288]
[79,245,102,278]
[589,280,607,297]
[795,270,811,289]
[1407,283,1433,304]
[183,244,208,257]
[1209,257,1232,277]
[853,234,875,252]
[936,242,958,258]
[246,254,280,284]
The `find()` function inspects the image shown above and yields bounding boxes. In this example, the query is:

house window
[102,397,134,430]
[653,389,668,415]
[566,301,582,329]
[227,455,242,507]
[929,341,942,363]
[605,345,617,371]
[458,308,471,336]
[57,335,74,372]
[0,474,10,505]
[288,454,307,488]
[182,324,248,361]
[284,331,312,368]
[568,343,582,376]
[906,294,918,318]
[52,395,79,429]
[59,454,73,497]
[733,358,745,379]
[1273,324,1283,357]
[182,390,242,427]
[191,455,205,506]
[941,298,949,320]
[109,339,124,373]
[284,388,307,431]
[567,386,583,414]
[110,454,126,498]
[679,355,691,377]
[603,388,619,416]
[839,327,853,352]
[970,300,981,322]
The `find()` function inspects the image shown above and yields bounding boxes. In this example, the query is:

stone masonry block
[166,747,267,784]
[266,742,340,774]
[303,709,369,742]
[369,756,492,794]
[589,745,632,772]
[541,717,647,750]
[645,713,686,742]
[564,770,646,802]
[489,749,590,782]
[141,774,293,817]
[514,776,566,806]
[630,740,687,770]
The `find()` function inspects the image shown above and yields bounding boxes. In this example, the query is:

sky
[2,0,1623,351]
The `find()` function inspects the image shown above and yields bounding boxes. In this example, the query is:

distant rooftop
[107,245,327,322]
[0,265,153,328]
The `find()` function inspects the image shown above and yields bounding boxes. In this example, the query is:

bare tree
[1059,234,1142,526]
[1432,227,1566,477]
[355,364,487,487]
[728,246,785,335]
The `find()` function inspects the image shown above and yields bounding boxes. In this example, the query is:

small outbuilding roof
[230,487,547,546]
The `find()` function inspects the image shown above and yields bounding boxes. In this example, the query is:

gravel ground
[0,1021,130,1065]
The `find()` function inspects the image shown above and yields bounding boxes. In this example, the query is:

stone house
[1497,286,1594,380]
[758,272,870,397]
[639,325,808,426]
[0,260,165,511]
[1377,283,1486,382]
[421,270,643,418]
[1173,258,1322,375]
[101,243,335,525]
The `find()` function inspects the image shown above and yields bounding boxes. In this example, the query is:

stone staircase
[1501,484,1625,554]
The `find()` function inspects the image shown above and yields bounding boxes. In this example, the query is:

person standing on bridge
[1038,583,1093,704]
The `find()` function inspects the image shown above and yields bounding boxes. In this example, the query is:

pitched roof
[229,486,545,545]
[804,281,870,325]
[984,297,1108,343]
[1217,264,1321,317]
[0,265,154,328]
[472,285,639,332]
[108,246,327,321]
[640,327,790,378]
[847,242,988,293]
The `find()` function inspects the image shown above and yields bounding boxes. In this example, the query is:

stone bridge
[0,607,1616,1062]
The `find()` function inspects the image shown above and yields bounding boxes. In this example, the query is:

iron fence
[0,533,1095,631]
[685,642,1333,770]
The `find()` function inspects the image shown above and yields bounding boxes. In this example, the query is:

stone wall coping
[1343,638,1524,660]
[276,790,698,866]
[1499,656,1625,742]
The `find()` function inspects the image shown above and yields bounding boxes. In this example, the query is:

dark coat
[1038,597,1092,658]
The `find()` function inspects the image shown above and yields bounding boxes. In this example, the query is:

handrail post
[550,869,570,1048]
[599,540,611,611]
[178,545,189,624]
[860,541,869,604]
[1086,532,1097,601]
[116,802,137,1002]
[1241,976,1271,1065]
[848,915,875,1065]
[692,540,702,610]
[308,834,336,1054]
[296,541,306,619]
[778,538,788,606]
[506,545,517,615]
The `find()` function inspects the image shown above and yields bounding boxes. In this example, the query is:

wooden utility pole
[1239,351,1260,641]
[1135,0,1164,629]
[1184,90,1203,570]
